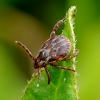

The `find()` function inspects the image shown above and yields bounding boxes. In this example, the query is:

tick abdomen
[36,35,71,65]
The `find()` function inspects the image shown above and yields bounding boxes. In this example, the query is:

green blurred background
[0,0,100,100]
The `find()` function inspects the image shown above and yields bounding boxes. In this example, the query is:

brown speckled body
[35,35,71,68]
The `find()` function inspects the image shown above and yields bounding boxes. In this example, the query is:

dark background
[0,0,100,100]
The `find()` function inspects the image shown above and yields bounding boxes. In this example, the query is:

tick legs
[15,41,35,60]
[50,18,66,38]
[50,50,79,72]
[37,67,41,83]
[44,67,51,84]
[51,64,75,72]
[37,67,50,84]
[64,49,79,61]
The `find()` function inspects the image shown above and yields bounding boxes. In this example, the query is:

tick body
[36,35,71,67]
[16,18,79,84]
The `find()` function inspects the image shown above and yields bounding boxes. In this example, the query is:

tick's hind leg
[15,41,35,60]
[51,64,75,72]
[44,67,51,84]
[50,18,66,38]
[64,49,79,61]
[50,50,79,73]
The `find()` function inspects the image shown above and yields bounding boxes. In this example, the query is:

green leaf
[21,6,78,100]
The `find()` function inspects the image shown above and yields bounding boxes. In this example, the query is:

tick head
[33,58,45,69]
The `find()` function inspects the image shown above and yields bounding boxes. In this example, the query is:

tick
[15,18,79,84]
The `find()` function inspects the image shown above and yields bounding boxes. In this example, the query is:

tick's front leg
[15,41,35,60]
[37,67,41,84]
